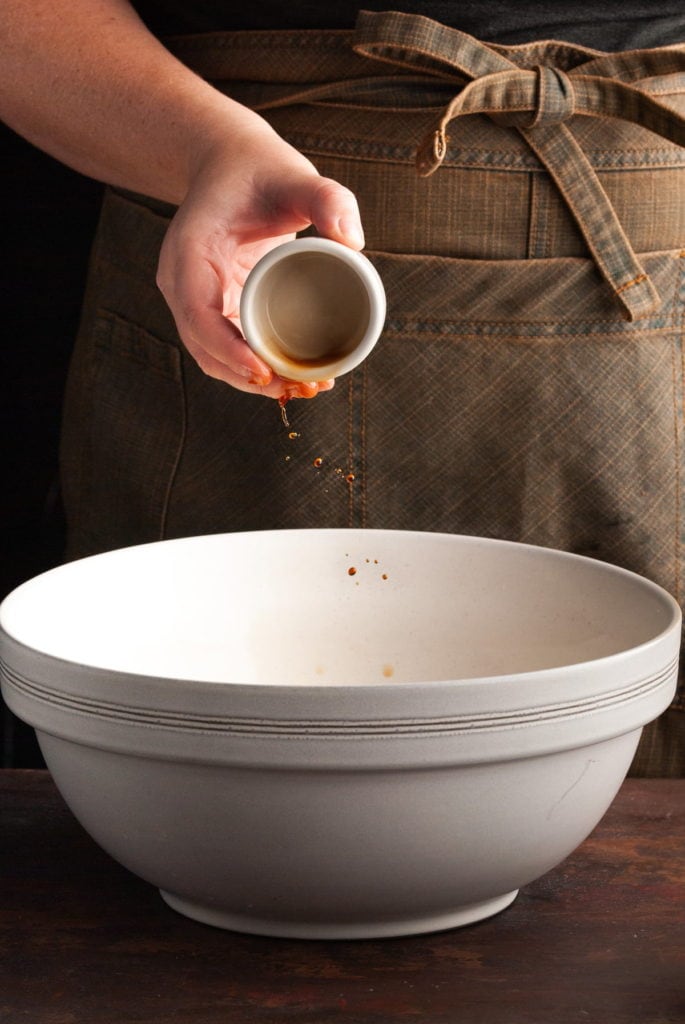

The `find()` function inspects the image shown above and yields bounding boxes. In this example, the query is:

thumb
[286,174,366,251]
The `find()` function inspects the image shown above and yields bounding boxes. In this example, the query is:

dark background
[1,124,104,767]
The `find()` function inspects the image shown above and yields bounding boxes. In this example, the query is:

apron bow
[354,10,685,320]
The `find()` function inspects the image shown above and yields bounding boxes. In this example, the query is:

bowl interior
[0,530,676,686]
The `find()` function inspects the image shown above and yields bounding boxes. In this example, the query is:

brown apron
[60,12,685,775]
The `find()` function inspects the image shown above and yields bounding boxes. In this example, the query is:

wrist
[184,100,315,200]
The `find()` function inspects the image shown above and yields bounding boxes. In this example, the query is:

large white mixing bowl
[0,530,679,938]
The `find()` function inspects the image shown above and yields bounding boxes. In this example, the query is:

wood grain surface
[1,771,683,1024]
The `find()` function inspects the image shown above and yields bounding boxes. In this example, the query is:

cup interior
[250,250,372,370]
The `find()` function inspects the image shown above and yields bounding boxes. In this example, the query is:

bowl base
[159,888,519,940]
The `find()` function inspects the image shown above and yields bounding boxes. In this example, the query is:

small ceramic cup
[239,237,386,382]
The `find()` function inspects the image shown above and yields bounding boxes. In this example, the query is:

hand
[156,121,366,400]
[0,0,365,403]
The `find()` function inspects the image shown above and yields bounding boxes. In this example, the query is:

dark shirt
[135,2,685,50]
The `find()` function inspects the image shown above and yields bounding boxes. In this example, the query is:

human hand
[0,0,363,403]
[156,120,365,400]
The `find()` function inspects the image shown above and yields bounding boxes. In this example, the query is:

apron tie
[527,66,575,128]
[354,10,685,320]
[413,65,581,175]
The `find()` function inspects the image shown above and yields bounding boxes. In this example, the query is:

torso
[134,1,685,50]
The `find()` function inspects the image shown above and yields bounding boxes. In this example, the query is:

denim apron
[60,12,685,774]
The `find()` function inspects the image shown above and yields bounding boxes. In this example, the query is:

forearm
[0,0,275,203]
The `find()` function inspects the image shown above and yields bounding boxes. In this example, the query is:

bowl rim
[1,532,679,667]
[0,530,680,725]
[1,529,681,688]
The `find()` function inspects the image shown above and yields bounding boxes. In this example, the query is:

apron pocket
[362,248,685,604]
[61,310,185,558]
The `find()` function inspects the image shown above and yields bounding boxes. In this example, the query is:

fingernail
[339,217,365,250]
[241,356,272,382]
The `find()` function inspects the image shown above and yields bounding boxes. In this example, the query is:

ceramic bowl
[0,530,679,939]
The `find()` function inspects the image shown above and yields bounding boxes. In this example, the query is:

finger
[172,262,337,399]
[289,381,325,399]
[161,257,336,397]
[160,248,273,384]
[275,174,366,251]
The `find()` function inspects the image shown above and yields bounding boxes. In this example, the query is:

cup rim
[239,237,386,382]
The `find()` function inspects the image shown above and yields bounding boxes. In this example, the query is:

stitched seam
[160,350,187,542]
[615,273,648,294]
[284,132,685,170]
[671,335,681,605]
[381,329,679,342]
[382,317,680,331]
[642,84,685,97]
[360,360,368,528]
[346,372,354,527]
[526,171,539,258]
[168,31,355,52]
[677,254,685,605]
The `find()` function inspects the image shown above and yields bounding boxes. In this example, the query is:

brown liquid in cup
[255,252,371,370]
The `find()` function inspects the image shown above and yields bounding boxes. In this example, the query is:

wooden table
[1,771,683,1024]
